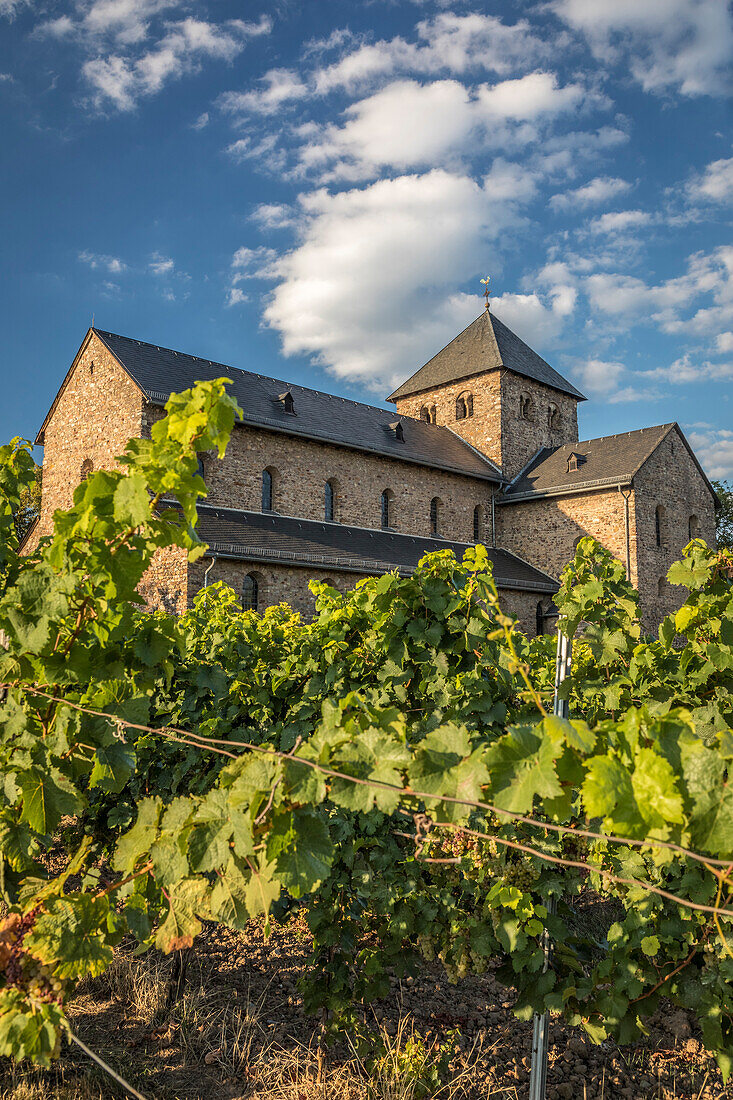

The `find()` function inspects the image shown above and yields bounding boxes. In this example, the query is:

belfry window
[242,573,259,612]
[519,394,533,420]
[548,404,561,430]
[381,489,394,529]
[455,392,473,420]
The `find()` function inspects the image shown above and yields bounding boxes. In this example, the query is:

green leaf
[266,808,333,898]
[485,725,562,813]
[641,935,659,957]
[18,769,82,836]
[25,895,114,979]
[408,724,489,823]
[113,797,162,875]
[155,877,210,953]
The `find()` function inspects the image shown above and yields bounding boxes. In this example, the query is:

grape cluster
[0,909,62,1004]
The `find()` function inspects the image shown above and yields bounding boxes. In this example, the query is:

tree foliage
[1,385,733,1078]
[713,479,733,550]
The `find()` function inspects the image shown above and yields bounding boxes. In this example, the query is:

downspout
[619,486,632,581]
[202,555,217,608]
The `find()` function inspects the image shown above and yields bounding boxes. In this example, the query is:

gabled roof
[500,423,717,503]
[87,329,501,484]
[193,504,557,592]
[388,310,586,402]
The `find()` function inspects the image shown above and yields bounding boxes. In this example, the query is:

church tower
[388,309,585,481]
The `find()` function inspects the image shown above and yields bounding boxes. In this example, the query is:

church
[25,303,717,635]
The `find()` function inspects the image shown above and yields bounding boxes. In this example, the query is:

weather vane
[480,275,490,312]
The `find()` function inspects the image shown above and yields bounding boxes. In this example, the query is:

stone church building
[25,307,717,634]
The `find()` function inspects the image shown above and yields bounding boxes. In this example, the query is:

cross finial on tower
[480,275,490,312]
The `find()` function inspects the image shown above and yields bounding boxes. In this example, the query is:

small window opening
[262,468,276,512]
[567,452,587,473]
[429,405,437,424]
[536,601,545,637]
[80,458,93,482]
[655,505,664,548]
[389,420,405,442]
[520,394,533,420]
[473,505,481,542]
[657,576,665,598]
[420,406,430,422]
[430,497,442,537]
[325,480,336,522]
[381,489,394,529]
[688,514,700,540]
[548,404,561,430]
[242,573,259,612]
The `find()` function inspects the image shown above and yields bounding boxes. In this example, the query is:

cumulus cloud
[552,0,733,97]
[83,16,271,110]
[149,253,174,276]
[298,73,596,181]
[0,0,29,19]
[589,209,651,234]
[644,354,733,384]
[258,167,551,390]
[78,249,126,273]
[686,156,733,204]
[489,291,574,347]
[549,175,631,211]
[219,68,307,115]
[688,428,733,479]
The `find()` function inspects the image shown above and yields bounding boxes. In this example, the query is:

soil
[1,914,729,1100]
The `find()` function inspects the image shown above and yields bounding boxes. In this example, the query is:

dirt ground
[1,913,729,1100]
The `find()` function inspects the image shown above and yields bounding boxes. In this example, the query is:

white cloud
[192,111,209,129]
[688,429,733,479]
[261,168,542,390]
[312,12,557,94]
[550,175,631,211]
[250,204,297,230]
[226,287,249,307]
[589,209,651,234]
[0,0,29,18]
[78,249,126,273]
[149,253,174,276]
[644,353,733,384]
[299,73,595,180]
[490,291,573,347]
[81,15,271,111]
[575,357,625,395]
[219,68,308,115]
[686,156,733,204]
[552,0,733,97]
[717,332,733,354]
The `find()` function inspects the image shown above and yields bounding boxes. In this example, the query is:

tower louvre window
[455,392,473,420]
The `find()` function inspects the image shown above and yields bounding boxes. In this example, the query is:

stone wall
[196,419,494,545]
[633,427,717,631]
[138,546,190,616]
[499,371,579,481]
[392,368,579,481]
[496,487,636,584]
[32,332,144,540]
[393,371,504,468]
[188,555,542,635]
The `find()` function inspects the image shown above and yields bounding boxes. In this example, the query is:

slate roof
[84,329,501,484]
[193,504,557,592]
[500,423,695,502]
[388,311,586,402]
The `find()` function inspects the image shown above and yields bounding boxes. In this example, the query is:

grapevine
[0,386,732,1080]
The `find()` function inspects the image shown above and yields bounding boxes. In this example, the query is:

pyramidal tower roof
[387,311,586,402]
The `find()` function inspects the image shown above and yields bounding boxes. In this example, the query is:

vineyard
[1,379,733,1099]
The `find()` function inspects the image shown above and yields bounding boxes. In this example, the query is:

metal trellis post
[528,625,572,1100]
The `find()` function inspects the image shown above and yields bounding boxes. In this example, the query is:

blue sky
[1,0,732,477]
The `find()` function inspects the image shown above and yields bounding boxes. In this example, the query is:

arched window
[536,601,545,637]
[325,480,336,522]
[242,573,259,612]
[262,468,277,512]
[689,514,700,540]
[80,458,93,482]
[430,497,442,537]
[520,394,533,420]
[473,505,481,542]
[455,396,466,420]
[548,405,561,430]
[420,406,430,422]
[429,405,437,424]
[655,505,664,547]
[381,489,394,529]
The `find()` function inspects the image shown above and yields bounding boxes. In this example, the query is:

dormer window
[277,391,296,415]
[389,420,405,442]
[567,452,587,473]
